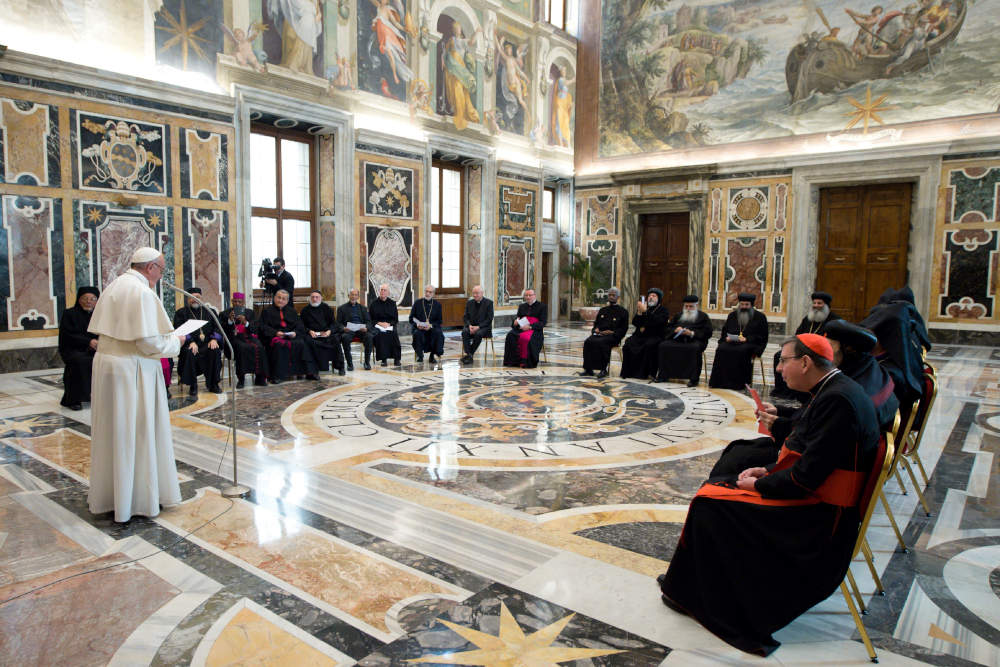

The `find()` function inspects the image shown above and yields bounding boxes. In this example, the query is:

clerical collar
[808,369,841,396]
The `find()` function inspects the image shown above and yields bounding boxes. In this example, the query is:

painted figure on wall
[359,0,416,101]
[494,32,531,134]
[437,16,482,131]
[268,0,323,74]
[326,53,358,93]
[549,64,575,147]
[221,23,267,73]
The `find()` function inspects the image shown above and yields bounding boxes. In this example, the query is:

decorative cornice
[611,165,717,185]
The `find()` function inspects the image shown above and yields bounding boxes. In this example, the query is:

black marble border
[497,170,540,184]
[943,151,1000,162]
[928,327,1000,347]
[355,142,424,163]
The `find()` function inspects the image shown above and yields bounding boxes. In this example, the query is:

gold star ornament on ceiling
[842,85,898,136]
[407,602,625,667]
[156,1,212,71]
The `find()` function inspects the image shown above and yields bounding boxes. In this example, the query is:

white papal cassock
[88,268,182,521]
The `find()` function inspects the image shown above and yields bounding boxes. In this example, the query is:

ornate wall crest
[364,161,415,219]
[75,112,167,195]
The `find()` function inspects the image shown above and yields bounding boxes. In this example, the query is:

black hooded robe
[620,305,670,379]
[708,310,769,390]
[58,305,98,407]
[656,311,713,383]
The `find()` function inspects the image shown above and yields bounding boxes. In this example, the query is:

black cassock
[409,299,444,356]
[258,304,317,381]
[300,303,345,372]
[221,307,269,381]
[656,311,713,383]
[770,312,841,399]
[619,304,670,379]
[663,371,879,656]
[503,301,547,368]
[336,302,373,364]
[58,305,98,407]
[370,297,402,362]
[708,310,768,390]
[581,304,629,373]
[174,306,224,390]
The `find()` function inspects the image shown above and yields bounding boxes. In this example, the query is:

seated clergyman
[502,289,547,368]
[579,287,629,379]
[654,294,713,387]
[708,292,768,390]
[59,286,100,410]
[770,291,840,400]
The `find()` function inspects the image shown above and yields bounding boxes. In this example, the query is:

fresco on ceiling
[436,14,483,131]
[261,0,325,76]
[155,0,225,79]
[358,0,417,101]
[493,31,532,136]
[599,0,996,157]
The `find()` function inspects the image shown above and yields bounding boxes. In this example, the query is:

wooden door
[640,213,689,315]
[541,252,552,313]
[817,183,911,323]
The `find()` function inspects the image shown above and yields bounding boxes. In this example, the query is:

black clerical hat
[76,286,100,299]
[811,291,833,305]
[737,292,756,303]
[683,294,699,303]
[823,320,876,353]
[189,287,203,294]
[647,288,664,300]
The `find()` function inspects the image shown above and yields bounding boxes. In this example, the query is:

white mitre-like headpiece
[131,247,161,263]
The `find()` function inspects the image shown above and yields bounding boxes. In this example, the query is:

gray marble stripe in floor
[170,429,560,584]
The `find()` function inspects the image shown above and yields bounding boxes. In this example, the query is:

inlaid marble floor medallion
[312,369,738,460]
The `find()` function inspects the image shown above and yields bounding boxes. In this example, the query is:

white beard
[807,304,830,323]
[737,308,753,329]
[679,309,699,324]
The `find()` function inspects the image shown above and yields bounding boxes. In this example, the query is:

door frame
[788,157,939,331]
[623,196,706,315]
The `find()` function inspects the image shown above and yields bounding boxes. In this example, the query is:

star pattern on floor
[0,416,55,435]
[407,602,624,667]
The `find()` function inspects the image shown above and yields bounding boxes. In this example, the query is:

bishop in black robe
[336,290,374,370]
[370,286,402,366]
[770,291,841,400]
[580,287,628,377]
[709,293,769,390]
[174,288,224,395]
[461,287,493,363]
[409,286,445,362]
[619,288,670,379]
[662,336,879,656]
[503,290,547,368]
[59,286,100,409]
[301,292,346,375]
[221,291,268,388]
[655,295,713,386]
[258,291,318,383]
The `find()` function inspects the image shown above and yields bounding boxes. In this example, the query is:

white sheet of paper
[173,319,208,338]
[412,319,427,328]
[516,317,531,328]
[727,333,742,342]
[376,325,393,332]
[346,322,364,332]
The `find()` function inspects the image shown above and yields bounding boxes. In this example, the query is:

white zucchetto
[130,247,162,264]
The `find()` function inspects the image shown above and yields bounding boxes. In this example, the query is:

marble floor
[0,323,997,667]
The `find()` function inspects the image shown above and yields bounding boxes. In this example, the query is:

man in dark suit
[409,284,445,364]
[336,288,374,371]
[461,285,493,364]
[262,257,295,301]
[580,287,629,378]
[503,289,547,368]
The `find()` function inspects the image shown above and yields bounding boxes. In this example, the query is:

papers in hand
[173,319,208,338]
[516,317,531,328]
[673,329,684,339]
[345,322,365,332]
[412,319,428,328]
[727,333,742,342]
[375,324,393,332]
[746,384,771,436]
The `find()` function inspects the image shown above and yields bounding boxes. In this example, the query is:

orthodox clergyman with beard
[409,284,445,364]
[579,287,629,378]
[708,293,768,390]
[770,291,840,400]
[654,295,713,387]
[301,290,346,376]
[619,288,670,379]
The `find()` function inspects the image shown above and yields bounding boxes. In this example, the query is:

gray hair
[608,287,620,296]
[131,260,153,271]
[275,289,290,298]
[379,284,390,291]
[424,284,436,292]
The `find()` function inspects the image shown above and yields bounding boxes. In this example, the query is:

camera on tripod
[258,258,276,288]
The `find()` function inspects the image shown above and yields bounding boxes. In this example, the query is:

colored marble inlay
[2,195,58,330]
[183,129,223,201]
[185,208,227,311]
[939,229,998,318]
[587,195,618,235]
[499,184,536,233]
[205,606,338,667]
[949,167,1000,224]
[366,227,413,308]
[13,429,92,480]
[0,99,54,187]
[723,237,766,307]
[468,166,482,230]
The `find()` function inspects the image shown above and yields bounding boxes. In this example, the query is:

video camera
[258,258,276,288]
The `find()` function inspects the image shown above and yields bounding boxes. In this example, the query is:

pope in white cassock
[87,247,187,522]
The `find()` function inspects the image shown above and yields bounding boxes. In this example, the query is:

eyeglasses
[777,356,802,364]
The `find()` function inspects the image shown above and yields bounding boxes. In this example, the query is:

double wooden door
[639,213,689,315]
[817,183,911,323]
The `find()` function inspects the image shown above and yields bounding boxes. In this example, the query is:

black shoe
[596,370,609,379]
[661,594,688,616]
[236,379,246,389]
[254,376,267,386]
[363,362,372,370]
[270,377,282,385]
[656,574,666,586]
[429,354,437,364]
[166,389,172,399]
[306,374,320,381]
[338,368,346,376]
[381,359,388,367]
[653,377,667,384]
[578,370,594,376]
[687,380,699,388]
[346,364,354,372]
[394,359,401,366]
[462,354,473,364]
[69,404,83,411]
[416,355,423,363]
[189,385,198,396]
[209,385,222,394]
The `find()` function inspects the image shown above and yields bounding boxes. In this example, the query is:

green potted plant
[559,249,611,325]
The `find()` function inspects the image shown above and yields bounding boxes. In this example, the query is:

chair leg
[846,568,867,614]
[900,457,932,516]
[879,489,908,553]
[912,451,930,486]
[860,539,885,595]
[840,581,879,663]
[894,468,908,495]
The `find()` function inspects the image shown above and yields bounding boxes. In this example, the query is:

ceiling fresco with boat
[598,0,996,159]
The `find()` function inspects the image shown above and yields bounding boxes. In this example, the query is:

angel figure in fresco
[484,108,502,135]
[221,23,268,73]
[369,0,416,86]
[409,79,431,121]
[441,22,482,130]
[550,65,576,147]
[494,33,531,127]
[269,0,323,74]
[325,53,357,93]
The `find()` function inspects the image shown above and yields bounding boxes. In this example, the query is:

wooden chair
[481,335,496,362]
[841,433,895,663]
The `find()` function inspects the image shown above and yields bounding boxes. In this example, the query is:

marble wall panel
[774,183,787,231]
[182,208,228,311]
[727,187,769,232]
[498,235,534,306]
[363,161,415,220]
[468,166,482,230]
[498,184,537,233]
[71,110,169,196]
[0,99,59,187]
[770,236,785,313]
[467,233,481,290]
[585,238,617,303]
[723,237,767,308]
[710,188,723,233]
[179,128,227,201]
[708,237,720,310]
[364,226,414,307]
[938,229,998,319]
[947,166,1000,224]
[319,134,335,217]
[319,220,336,300]
[1,195,63,331]
[587,194,618,235]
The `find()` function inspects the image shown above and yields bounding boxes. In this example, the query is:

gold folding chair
[890,397,931,516]
[904,366,938,488]
[842,433,895,663]
[878,406,919,552]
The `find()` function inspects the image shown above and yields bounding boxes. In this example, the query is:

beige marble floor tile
[206,607,338,667]
[13,429,91,480]
[159,490,454,632]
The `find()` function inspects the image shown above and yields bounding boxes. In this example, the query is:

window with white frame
[429,161,464,294]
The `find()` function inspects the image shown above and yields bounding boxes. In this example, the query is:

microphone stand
[167,283,249,498]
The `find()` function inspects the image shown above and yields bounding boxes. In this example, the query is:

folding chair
[903,366,938,489]
[878,406,919,552]
[890,397,931,516]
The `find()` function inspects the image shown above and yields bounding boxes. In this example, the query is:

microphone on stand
[164,282,249,499]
